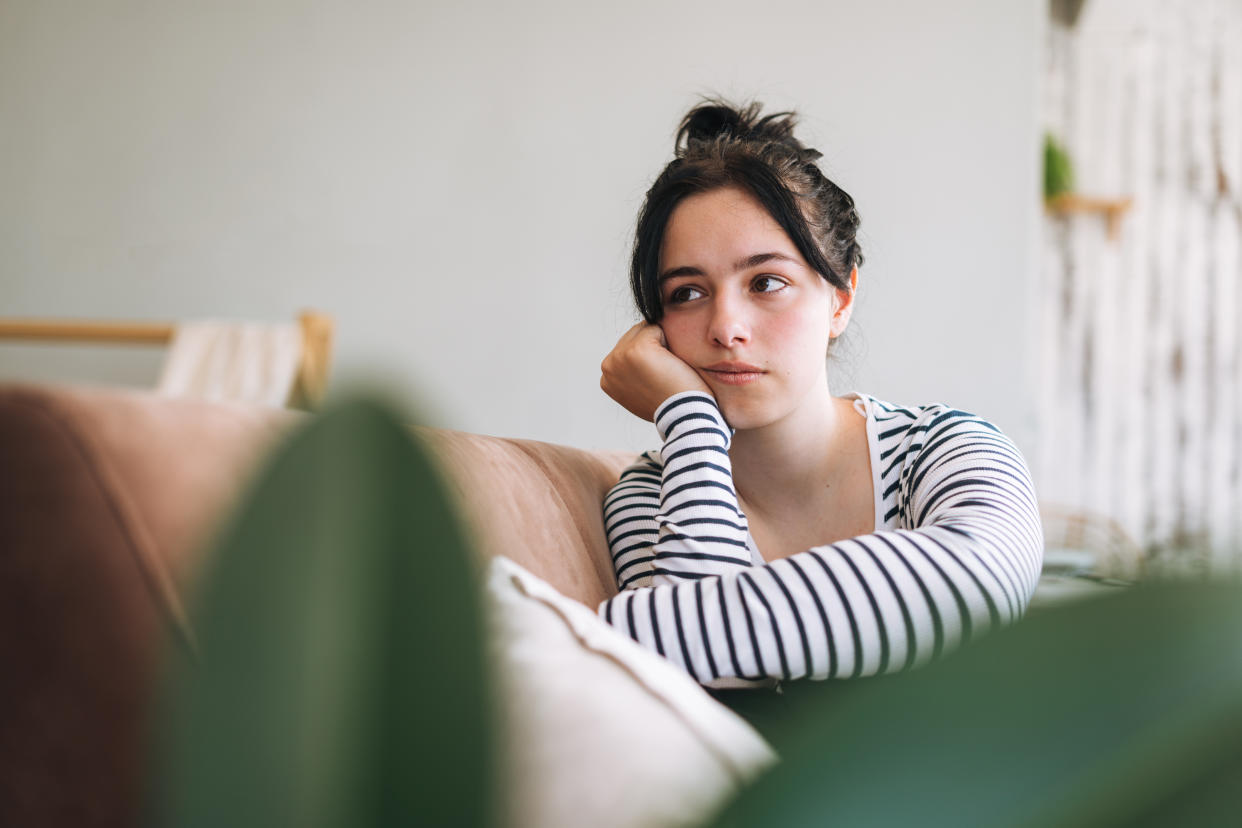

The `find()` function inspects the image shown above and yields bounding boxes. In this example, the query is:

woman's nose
[707,294,750,347]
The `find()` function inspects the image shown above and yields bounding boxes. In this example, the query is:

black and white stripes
[605,394,754,591]
[597,391,1044,683]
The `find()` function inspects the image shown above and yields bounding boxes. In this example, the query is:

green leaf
[152,395,496,828]
[710,580,1242,827]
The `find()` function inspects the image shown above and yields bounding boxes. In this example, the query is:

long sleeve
[598,394,1044,683]
[603,392,755,591]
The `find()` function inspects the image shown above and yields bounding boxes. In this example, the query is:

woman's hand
[600,322,712,422]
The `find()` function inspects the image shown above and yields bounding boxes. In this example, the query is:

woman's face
[657,186,853,431]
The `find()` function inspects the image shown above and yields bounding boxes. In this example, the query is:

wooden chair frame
[0,310,334,408]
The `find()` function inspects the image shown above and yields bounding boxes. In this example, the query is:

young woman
[596,100,1044,694]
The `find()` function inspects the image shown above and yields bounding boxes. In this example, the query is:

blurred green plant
[151,395,497,828]
[707,579,1242,827]
[1045,132,1075,199]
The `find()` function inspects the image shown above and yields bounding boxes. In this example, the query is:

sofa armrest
[0,383,294,827]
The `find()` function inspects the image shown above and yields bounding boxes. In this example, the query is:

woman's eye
[752,275,787,293]
[668,286,704,304]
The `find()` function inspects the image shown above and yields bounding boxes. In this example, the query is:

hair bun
[676,98,801,155]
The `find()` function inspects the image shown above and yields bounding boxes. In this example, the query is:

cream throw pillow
[485,556,777,828]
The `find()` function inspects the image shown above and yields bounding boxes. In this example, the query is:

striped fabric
[597,391,1044,683]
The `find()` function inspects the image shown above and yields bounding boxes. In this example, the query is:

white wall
[0,0,1044,461]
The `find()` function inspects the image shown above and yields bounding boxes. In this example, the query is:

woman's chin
[715,396,779,433]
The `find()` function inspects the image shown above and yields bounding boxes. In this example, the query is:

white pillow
[484,556,777,828]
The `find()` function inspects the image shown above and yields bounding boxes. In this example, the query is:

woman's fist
[600,322,712,422]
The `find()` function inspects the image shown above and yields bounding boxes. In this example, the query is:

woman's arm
[599,321,753,589]
[599,408,1044,683]
[604,392,754,590]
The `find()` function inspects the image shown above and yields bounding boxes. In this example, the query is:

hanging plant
[1044,132,1076,200]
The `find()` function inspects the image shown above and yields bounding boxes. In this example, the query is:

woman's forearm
[604,391,754,590]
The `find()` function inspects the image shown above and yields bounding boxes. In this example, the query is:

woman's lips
[703,363,766,386]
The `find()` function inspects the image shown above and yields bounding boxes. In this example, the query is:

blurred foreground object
[710,577,1242,827]
[152,395,495,827]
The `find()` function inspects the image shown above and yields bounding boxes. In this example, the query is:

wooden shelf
[1045,194,1134,240]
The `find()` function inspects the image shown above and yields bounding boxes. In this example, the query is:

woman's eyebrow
[734,251,797,271]
[658,251,798,282]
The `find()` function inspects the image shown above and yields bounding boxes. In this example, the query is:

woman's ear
[829,267,859,339]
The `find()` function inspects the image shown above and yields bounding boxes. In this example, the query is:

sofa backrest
[422,426,634,607]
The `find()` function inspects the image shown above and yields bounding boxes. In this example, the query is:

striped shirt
[597,391,1044,684]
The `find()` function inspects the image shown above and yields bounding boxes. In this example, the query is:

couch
[1,381,781,828]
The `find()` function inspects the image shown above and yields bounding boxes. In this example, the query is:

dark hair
[630,99,863,322]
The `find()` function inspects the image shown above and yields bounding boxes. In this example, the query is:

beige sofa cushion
[486,556,776,828]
